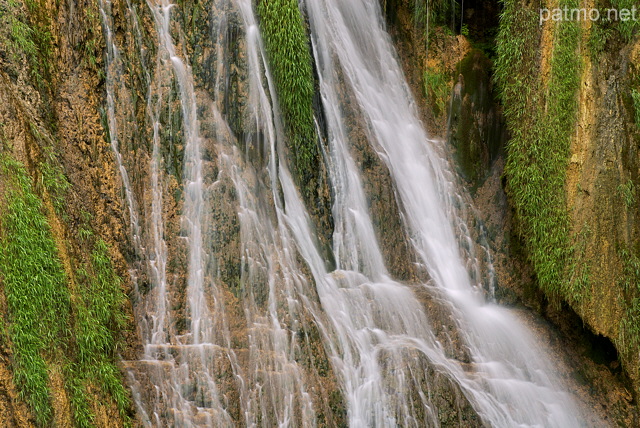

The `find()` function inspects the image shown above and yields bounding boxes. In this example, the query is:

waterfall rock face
[0,0,637,426]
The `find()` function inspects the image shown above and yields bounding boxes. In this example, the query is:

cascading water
[101,0,602,426]
[304,1,594,426]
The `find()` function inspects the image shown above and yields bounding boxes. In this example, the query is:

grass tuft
[256,0,318,198]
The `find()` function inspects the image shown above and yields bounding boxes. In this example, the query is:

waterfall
[304,1,589,426]
[101,0,600,426]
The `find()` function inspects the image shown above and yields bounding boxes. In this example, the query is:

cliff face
[0,0,639,426]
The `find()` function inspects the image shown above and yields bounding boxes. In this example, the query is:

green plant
[80,209,93,223]
[495,0,582,303]
[256,0,318,198]
[616,247,640,356]
[588,20,612,59]
[618,179,636,208]
[38,152,71,215]
[66,370,95,428]
[461,23,470,37]
[0,154,132,426]
[609,0,640,42]
[78,227,93,241]
[24,125,72,216]
[71,239,131,425]
[80,3,102,74]
[9,12,38,60]
[567,224,592,301]
[619,247,640,291]
[424,69,450,117]
[4,0,53,88]
[0,155,71,426]
[412,0,459,31]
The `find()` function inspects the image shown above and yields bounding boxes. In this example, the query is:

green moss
[0,155,71,426]
[256,0,318,196]
[495,0,582,303]
[424,69,450,117]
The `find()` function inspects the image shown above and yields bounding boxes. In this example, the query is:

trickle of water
[99,0,142,253]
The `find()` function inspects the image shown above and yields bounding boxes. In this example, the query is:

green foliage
[71,239,131,426]
[588,21,613,59]
[619,297,640,354]
[80,2,102,74]
[608,0,640,42]
[423,69,450,117]
[38,149,71,215]
[461,23,470,37]
[66,371,95,428]
[617,247,640,355]
[495,0,581,302]
[26,123,72,216]
[412,0,459,31]
[78,227,93,241]
[618,247,640,293]
[0,154,131,426]
[588,0,639,58]
[9,11,38,59]
[567,225,592,300]
[6,0,53,88]
[0,155,71,426]
[256,0,318,196]
[78,240,128,364]
[617,179,636,208]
